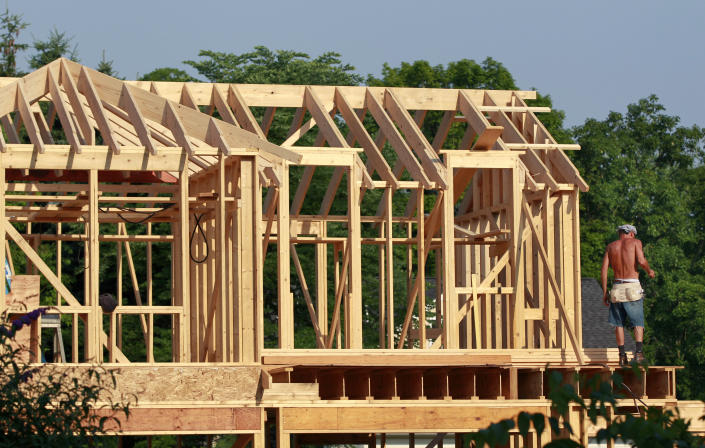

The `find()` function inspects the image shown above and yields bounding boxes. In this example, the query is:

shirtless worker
[601,224,655,366]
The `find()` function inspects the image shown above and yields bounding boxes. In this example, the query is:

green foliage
[0,8,28,77]
[367,57,518,90]
[0,312,130,446]
[185,46,363,85]
[28,27,78,70]
[97,50,118,77]
[570,96,705,399]
[139,67,198,82]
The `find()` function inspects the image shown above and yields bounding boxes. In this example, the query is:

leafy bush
[0,308,130,447]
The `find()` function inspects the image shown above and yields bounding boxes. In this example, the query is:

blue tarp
[4,259,11,294]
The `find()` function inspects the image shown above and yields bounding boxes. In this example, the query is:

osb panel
[113,366,261,403]
[5,275,40,309]
[40,365,261,403]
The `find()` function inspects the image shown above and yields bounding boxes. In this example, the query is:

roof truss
[0,59,586,197]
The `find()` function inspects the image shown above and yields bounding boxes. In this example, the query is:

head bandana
[617,224,637,235]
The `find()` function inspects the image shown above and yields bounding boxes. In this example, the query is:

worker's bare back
[606,238,644,279]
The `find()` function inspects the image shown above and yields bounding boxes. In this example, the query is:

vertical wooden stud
[441,154,458,348]
[277,162,293,349]
[348,164,363,348]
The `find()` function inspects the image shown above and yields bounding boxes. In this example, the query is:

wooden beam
[47,66,83,152]
[119,85,158,154]
[59,59,94,145]
[384,89,447,188]
[228,85,267,138]
[456,91,503,151]
[212,85,239,126]
[365,89,432,188]
[441,155,457,348]
[261,106,276,136]
[1,114,20,145]
[3,145,187,171]
[16,82,46,153]
[205,118,232,156]
[163,100,196,155]
[78,67,121,153]
[277,162,293,349]
[179,84,199,110]
[335,88,397,186]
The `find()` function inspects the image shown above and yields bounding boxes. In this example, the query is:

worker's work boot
[619,352,629,367]
[633,351,645,364]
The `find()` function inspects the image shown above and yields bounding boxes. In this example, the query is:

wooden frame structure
[1,59,702,445]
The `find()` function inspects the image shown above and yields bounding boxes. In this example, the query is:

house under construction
[2,58,704,446]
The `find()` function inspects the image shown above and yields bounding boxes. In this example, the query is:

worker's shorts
[608,299,644,328]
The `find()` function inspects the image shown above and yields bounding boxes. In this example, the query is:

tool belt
[610,282,643,303]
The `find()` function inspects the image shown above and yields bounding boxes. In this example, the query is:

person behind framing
[600,224,655,366]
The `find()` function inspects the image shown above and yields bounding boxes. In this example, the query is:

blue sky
[15,0,705,128]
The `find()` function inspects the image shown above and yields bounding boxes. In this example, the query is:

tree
[28,27,78,70]
[185,46,363,86]
[96,50,118,77]
[0,8,28,77]
[0,309,130,446]
[570,96,705,400]
[139,67,197,82]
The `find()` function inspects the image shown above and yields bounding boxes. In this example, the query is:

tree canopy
[27,27,79,70]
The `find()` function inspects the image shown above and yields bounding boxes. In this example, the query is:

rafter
[228,85,266,138]
[119,84,158,154]
[1,114,20,144]
[211,85,238,126]
[384,89,447,188]
[59,59,94,145]
[484,92,559,190]
[78,67,121,153]
[334,88,397,186]
[365,89,432,188]
[456,91,504,150]
[47,66,82,152]
[16,82,46,153]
